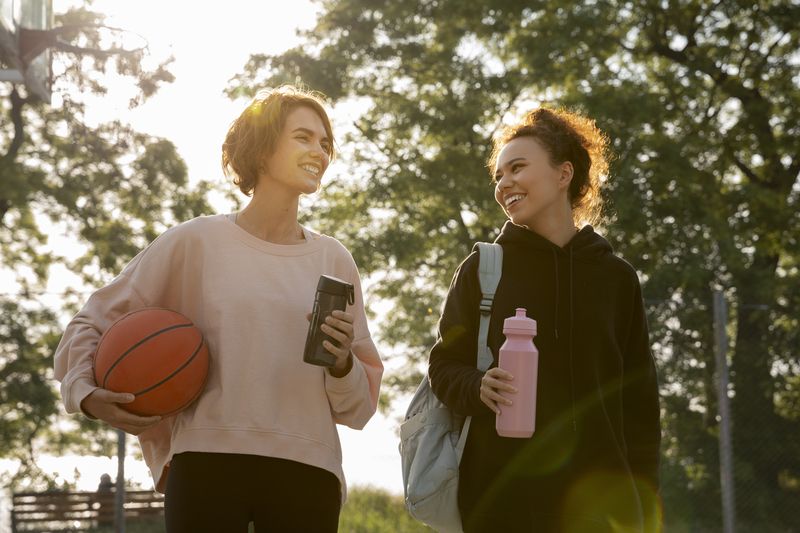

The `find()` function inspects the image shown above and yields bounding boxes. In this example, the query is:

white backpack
[399,242,503,532]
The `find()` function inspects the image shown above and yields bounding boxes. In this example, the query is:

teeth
[301,164,320,176]
[505,194,526,207]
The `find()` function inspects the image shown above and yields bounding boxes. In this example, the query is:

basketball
[92,307,210,417]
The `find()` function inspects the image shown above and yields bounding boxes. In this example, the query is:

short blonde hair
[222,85,336,196]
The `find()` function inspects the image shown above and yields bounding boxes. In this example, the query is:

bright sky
[30,0,404,496]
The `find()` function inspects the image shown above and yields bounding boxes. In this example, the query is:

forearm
[429,353,488,416]
[325,339,382,429]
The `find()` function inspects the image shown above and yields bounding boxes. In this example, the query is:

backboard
[0,0,19,33]
[0,0,52,103]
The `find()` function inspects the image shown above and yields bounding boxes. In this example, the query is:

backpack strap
[473,242,503,372]
[456,241,504,457]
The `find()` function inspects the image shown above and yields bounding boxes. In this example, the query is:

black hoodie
[429,221,661,532]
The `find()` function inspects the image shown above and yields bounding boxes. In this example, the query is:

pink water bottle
[496,308,539,438]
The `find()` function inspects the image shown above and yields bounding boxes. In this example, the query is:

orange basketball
[93,307,210,417]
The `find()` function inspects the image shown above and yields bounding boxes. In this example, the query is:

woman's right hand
[81,389,162,435]
[480,367,517,415]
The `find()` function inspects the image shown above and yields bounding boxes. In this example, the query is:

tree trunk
[731,251,780,524]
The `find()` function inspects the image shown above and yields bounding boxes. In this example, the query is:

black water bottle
[303,275,355,367]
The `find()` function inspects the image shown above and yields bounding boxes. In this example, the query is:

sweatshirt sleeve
[324,257,383,429]
[622,278,661,492]
[428,252,492,416]
[53,228,183,415]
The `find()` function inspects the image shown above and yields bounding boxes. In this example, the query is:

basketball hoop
[1,0,151,104]
[27,23,149,60]
[0,0,52,103]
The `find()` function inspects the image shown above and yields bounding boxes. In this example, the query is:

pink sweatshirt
[54,214,383,500]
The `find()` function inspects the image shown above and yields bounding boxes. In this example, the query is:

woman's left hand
[321,310,355,376]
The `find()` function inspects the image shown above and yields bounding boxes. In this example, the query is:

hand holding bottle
[480,367,517,415]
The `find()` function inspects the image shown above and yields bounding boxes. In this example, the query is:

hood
[495,220,613,261]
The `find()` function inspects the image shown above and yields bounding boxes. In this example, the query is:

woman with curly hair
[428,107,661,532]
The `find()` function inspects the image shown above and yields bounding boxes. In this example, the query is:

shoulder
[314,231,351,254]
[149,214,223,241]
[307,231,363,278]
[171,214,226,236]
[311,231,356,263]
[157,214,230,245]
[605,253,644,286]
[443,249,480,293]
[133,215,226,264]
[596,254,646,306]
[460,249,480,276]
[599,251,637,274]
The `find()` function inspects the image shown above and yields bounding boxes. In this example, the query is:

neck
[525,203,577,248]
[236,189,303,244]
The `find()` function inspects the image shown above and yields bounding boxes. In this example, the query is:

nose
[311,144,329,165]
[496,172,513,190]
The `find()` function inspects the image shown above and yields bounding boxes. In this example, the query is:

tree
[227,0,800,528]
[1,4,213,489]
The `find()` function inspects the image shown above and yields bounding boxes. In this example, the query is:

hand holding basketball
[93,307,210,417]
[81,389,161,435]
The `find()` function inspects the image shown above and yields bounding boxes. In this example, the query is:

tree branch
[787,158,800,184]
[0,87,28,225]
[642,6,789,193]
[5,87,27,162]
[752,31,787,81]
[51,39,144,58]
[725,143,763,185]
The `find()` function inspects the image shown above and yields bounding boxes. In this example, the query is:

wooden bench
[11,489,164,532]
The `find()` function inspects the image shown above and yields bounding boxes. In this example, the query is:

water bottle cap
[503,308,537,335]
[316,275,355,304]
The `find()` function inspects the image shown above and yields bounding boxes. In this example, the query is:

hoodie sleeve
[622,278,661,492]
[428,252,493,417]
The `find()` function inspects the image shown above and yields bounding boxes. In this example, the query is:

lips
[504,193,526,209]
[300,163,321,176]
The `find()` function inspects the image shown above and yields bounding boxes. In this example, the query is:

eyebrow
[291,127,330,144]
[494,157,526,176]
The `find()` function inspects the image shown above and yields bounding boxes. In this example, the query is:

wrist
[80,390,99,420]
[328,352,353,378]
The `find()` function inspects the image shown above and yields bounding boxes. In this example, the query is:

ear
[559,161,574,189]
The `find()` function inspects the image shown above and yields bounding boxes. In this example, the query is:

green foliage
[0,300,61,489]
[339,486,431,533]
[229,0,800,528]
[0,2,215,490]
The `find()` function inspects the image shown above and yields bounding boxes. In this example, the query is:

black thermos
[303,275,355,367]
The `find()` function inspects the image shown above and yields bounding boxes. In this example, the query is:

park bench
[11,489,164,532]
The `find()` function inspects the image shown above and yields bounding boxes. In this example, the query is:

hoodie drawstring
[569,246,577,432]
[551,248,559,341]
[552,246,577,432]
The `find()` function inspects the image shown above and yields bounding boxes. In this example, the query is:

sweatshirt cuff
[327,351,353,378]
[324,354,365,392]
[64,378,100,418]
[471,372,492,415]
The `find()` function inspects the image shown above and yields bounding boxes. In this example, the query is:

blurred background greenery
[2,0,798,531]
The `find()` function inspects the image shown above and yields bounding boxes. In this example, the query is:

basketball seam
[131,336,206,398]
[101,323,194,388]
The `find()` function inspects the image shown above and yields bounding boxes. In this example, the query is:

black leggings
[165,452,341,532]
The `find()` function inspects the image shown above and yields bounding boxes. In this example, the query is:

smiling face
[493,136,573,228]
[258,105,332,195]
